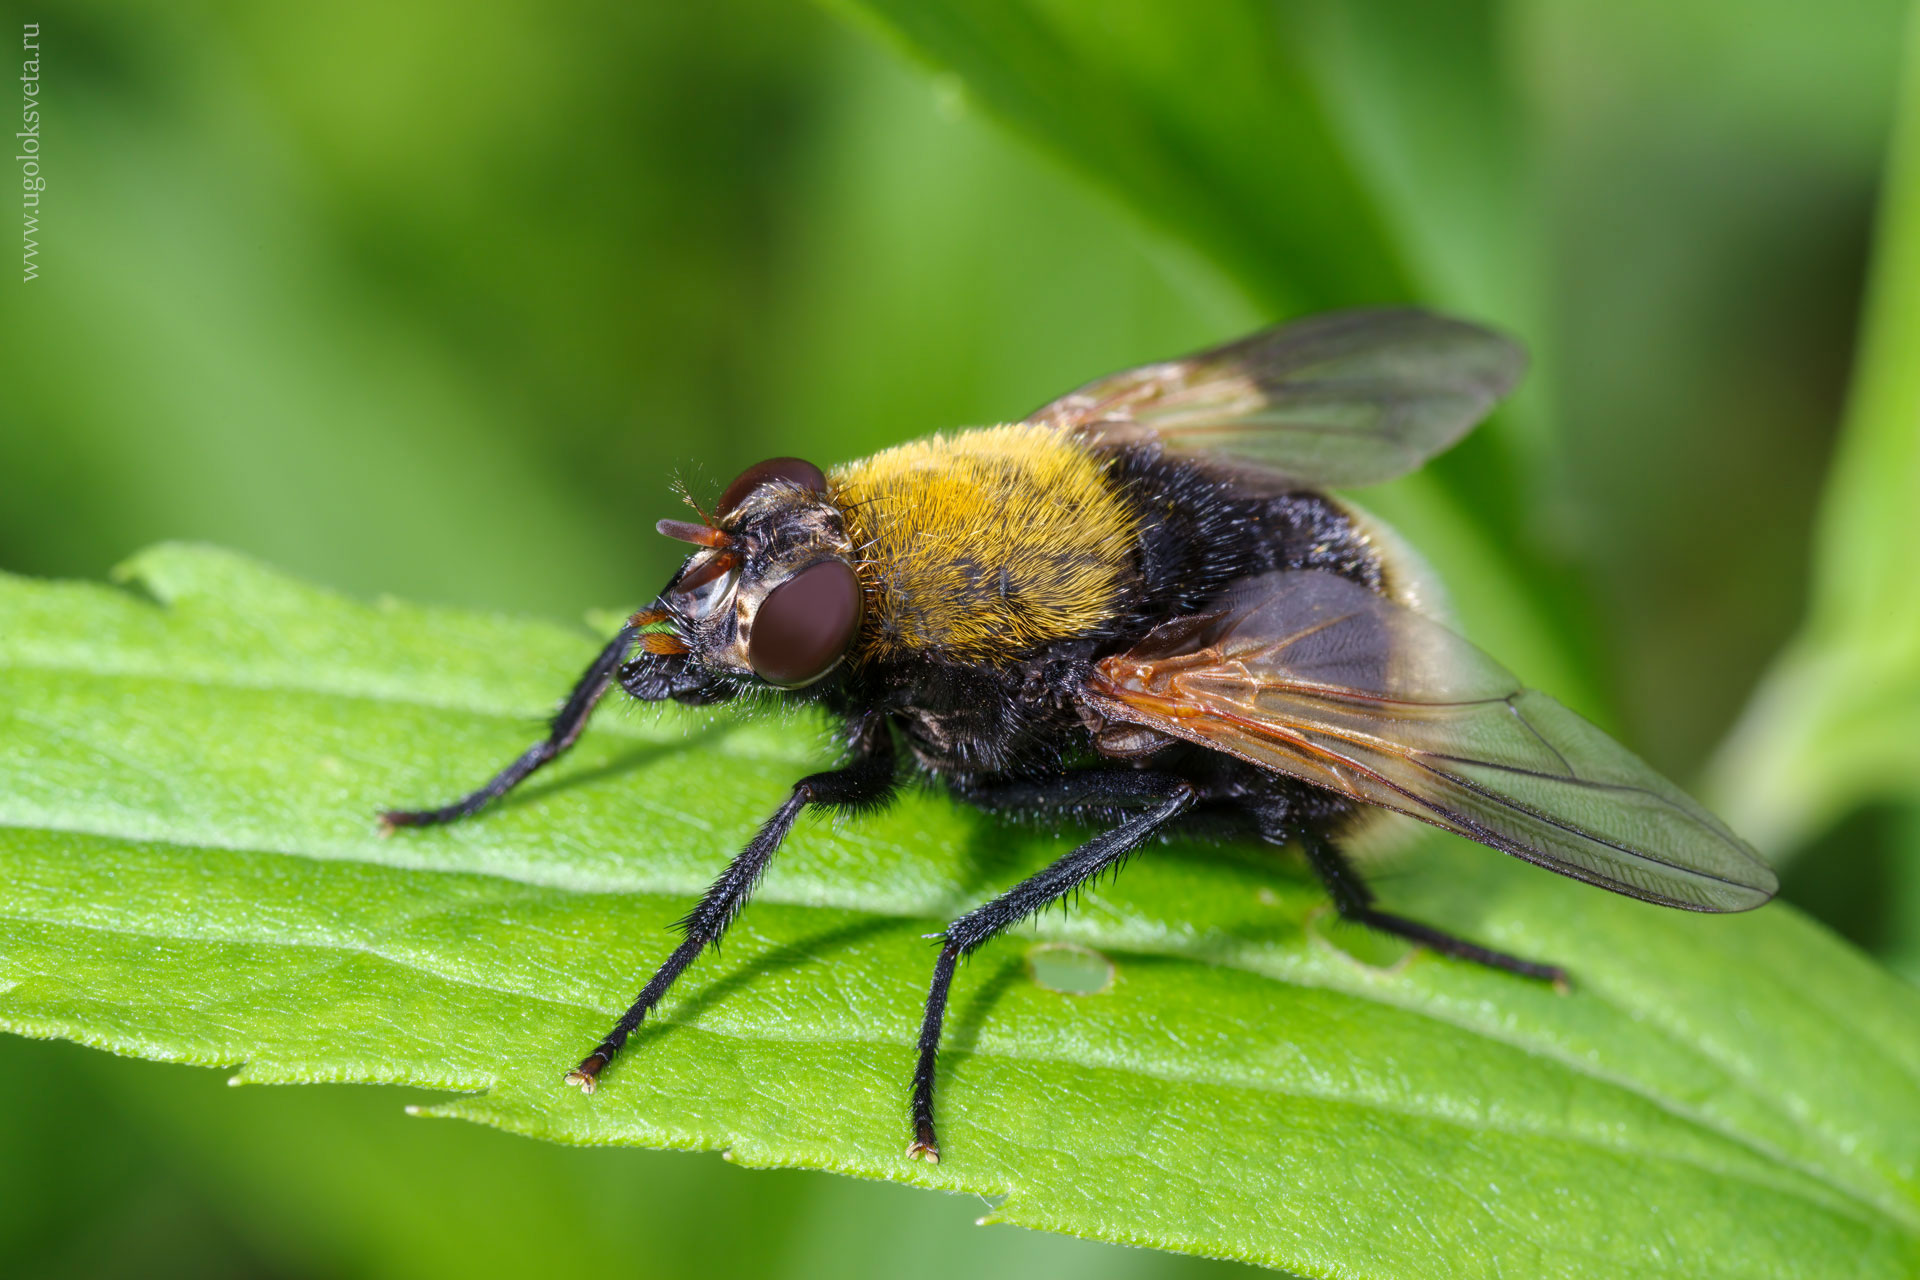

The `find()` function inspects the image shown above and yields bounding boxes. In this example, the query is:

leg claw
[565,1052,608,1094]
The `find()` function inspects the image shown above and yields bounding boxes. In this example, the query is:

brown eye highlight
[718,456,827,517]
[748,559,861,688]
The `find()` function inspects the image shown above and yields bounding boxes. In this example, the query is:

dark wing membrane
[1024,308,1526,489]
[1083,571,1777,911]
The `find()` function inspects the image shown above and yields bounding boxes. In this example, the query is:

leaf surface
[2,546,1918,1277]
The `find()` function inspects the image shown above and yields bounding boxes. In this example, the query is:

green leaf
[1711,11,1920,856]
[3,544,1919,1277]
[820,0,1411,315]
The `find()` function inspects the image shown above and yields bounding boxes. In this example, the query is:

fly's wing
[1083,571,1778,911]
[1024,308,1526,489]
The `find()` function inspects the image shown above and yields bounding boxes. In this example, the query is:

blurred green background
[2,0,1915,1276]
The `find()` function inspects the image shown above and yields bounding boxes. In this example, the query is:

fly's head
[623,457,864,706]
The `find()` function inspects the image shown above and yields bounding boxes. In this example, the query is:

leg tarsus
[379,740,550,831]
[907,945,958,1162]
[1348,906,1566,984]
[1300,831,1566,985]
[381,623,642,830]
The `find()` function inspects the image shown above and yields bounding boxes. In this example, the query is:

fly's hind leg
[1300,830,1567,987]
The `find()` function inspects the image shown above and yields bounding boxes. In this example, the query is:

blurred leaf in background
[1706,1,1920,928]
[3,0,1919,1276]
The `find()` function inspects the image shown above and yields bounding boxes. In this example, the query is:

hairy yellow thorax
[831,424,1139,661]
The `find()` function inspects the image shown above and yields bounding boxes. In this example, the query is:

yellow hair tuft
[832,424,1138,662]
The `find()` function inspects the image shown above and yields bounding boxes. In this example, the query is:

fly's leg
[568,747,897,1091]
[908,772,1196,1163]
[1301,830,1566,985]
[379,613,668,830]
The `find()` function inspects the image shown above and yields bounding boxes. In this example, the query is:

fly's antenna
[658,469,730,548]
[656,518,731,549]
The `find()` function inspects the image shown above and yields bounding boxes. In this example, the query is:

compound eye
[748,560,862,688]
[718,456,828,518]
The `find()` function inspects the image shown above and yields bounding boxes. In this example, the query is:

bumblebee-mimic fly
[381,309,1778,1162]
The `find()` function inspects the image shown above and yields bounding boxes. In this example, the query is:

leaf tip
[107,542,264,608]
